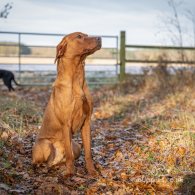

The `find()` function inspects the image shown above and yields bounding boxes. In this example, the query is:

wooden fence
[119,31,195,80]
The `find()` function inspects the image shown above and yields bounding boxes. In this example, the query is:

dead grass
[92,71,195,193]
[0,94,42,135]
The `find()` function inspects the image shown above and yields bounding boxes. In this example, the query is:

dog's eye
[77,35,82,39]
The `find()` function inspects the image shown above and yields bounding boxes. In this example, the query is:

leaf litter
[0,84,194,194]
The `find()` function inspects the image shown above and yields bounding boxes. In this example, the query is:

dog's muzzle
[96,37,102,49]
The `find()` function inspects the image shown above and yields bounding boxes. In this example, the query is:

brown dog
[32,32,101,176]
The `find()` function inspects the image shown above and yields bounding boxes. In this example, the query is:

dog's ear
[54,38,67,64]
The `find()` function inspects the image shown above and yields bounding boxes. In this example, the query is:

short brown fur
[32,32,101,176]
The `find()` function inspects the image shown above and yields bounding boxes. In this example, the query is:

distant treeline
[0,42,117,59]
[0,42,31,56]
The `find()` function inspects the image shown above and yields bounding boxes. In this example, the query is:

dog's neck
[55,56,86,89]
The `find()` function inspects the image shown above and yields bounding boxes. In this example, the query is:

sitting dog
[32,32,101,176]
[0,69,20,91]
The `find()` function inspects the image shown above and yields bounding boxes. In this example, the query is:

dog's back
[0,69,11,78]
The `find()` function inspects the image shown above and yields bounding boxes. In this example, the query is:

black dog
[0,69,20,91]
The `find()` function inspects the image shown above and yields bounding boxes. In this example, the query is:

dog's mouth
[85,41,101,55]
[92,42,101,53]
[96,42,101,50]
[83,37,101,55]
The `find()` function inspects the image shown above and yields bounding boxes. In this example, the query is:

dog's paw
[87,168,99,177]
[64,169,75,178]
[86,161,99,177]
[64,164,75,178]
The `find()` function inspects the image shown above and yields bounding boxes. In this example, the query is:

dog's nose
[96,37,101,42]
[96,37,101,46]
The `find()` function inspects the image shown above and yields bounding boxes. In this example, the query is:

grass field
[0,71,195,194]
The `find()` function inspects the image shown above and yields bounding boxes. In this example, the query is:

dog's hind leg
[3,77,14,91]
[47,141,65,167]
[32,139,52,165]
[72,140,81,159]
[47,141,80,168]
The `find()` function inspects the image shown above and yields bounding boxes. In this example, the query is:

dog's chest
[71,96,89,133]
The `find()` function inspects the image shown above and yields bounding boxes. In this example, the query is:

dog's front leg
[81,117,98,176]
[63,126,75,176]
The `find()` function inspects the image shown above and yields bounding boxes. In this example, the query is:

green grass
[0,96,42,134]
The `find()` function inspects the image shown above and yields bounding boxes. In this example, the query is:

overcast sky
[0,0,195,46]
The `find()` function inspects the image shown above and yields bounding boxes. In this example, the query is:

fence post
[18,33,21,83]
[120,31,126,81]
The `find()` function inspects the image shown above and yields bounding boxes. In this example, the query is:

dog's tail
[12,77,21,86]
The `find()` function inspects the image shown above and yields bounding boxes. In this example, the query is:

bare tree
[0,2,13,19]
[168,0,184,47]
[185,10,195,63]
[159,0,195,48]
[185,10,195,47]
[156,0,195,76]
[166,0,187,62]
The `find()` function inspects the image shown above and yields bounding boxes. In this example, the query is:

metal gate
[0,31,119,86]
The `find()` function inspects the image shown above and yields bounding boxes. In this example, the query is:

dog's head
[55,32,101,63]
